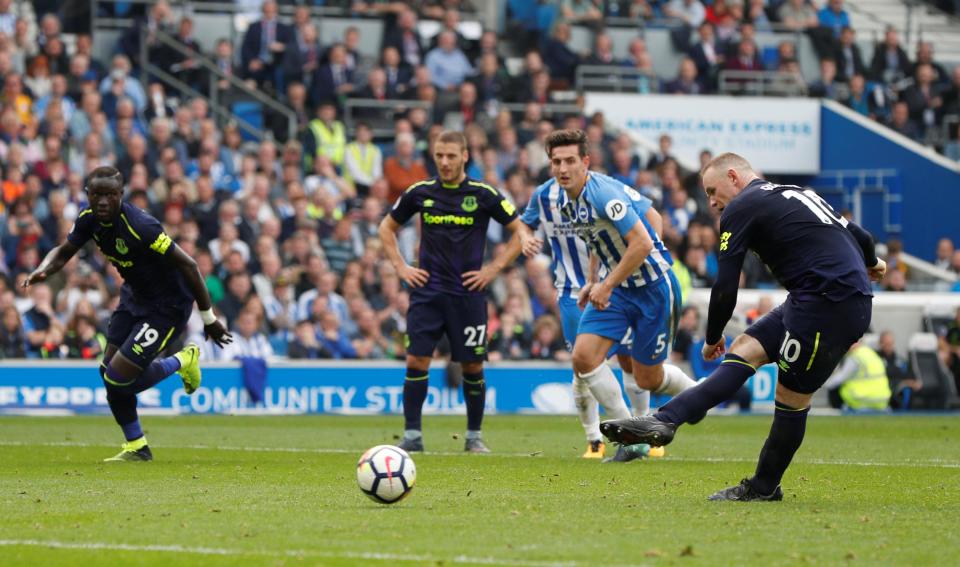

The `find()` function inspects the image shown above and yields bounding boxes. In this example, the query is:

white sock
[572,374,602,442]
[655,363,698,396]
[622,371,650,416]
[578,363,631,420]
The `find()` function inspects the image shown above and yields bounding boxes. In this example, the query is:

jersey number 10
[782,189,849,227]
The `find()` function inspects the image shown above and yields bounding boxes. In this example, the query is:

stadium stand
[0,0,958,408]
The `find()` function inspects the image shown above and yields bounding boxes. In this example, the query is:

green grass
[1,414,958,566]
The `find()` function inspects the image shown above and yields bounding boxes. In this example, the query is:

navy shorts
[106,301,192,368]
[407,291,488,362]
[745,293,872,394]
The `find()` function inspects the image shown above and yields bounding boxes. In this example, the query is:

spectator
[383,132,428,202]
[317,310,357,359]
[833,26,866,83]
[664,57,704,95]
[283,23,322,89]
[560,0,604,24]
[21,283,62,358]
[808,58,841,99]
[64,313,104,360]
[223,309,274,360]
[671,305,700,363]
[900,63,944,135]
[876,330,920,408]
[934,238,954,270]
[940,307,960,391]
[869,26,911,86]
[541,22,580,87]
[381,46,413,98]
[425,30,473,91]
[825,342,892,410]
[842,74,883,119]
[0,305,25,358]
[744,295,774,324]
[304,101,347,170]
[288,319,332,359]
[381,8,424,69]
[885,101,921,142]
[488,312,532,361]
[312,43,355,107]
[351,307,390,359]
[529,315,569,361]
[343,123,383,195]
[240,0,292,90]
[910,41,950,89]
[817,0,851,39]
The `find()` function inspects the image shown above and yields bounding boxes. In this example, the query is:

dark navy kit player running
[23,167,233,462]
[379,131,536,453]
[602,153,887,500]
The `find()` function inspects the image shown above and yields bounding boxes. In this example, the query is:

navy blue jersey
[68,202,193,310]
[706,179,873,344]
[389,176,518,295]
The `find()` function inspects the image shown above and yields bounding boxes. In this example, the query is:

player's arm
[845,220,886,282]
[588,220,654,310]
[578,254,600,309]
[24,241,81,287]
[463,218,533,291]
[645,207,663,237]
[170,244,233,347]
[379,214,429,288]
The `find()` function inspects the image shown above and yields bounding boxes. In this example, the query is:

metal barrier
[718,70,808,97]
[808,169,903,234]
[575,64,661,93]
[342,98,435,138]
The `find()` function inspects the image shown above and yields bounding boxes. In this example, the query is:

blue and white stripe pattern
[521,181,591,299]
[557,172,673,289]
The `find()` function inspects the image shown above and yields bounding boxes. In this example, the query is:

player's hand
[204,321,234,348]
[462,265,499,291]
[702,338,726,362]
[22,269,47,287]
[588,281,612,311]
[398,264,430,288]
[520,234,543,258]
[867,258,887,283]
[577,283,594,310]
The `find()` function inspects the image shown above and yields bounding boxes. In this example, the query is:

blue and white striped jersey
[521,180,591,299]
[556,172,673,289]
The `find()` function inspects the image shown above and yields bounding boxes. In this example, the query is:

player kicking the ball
[379,131,536,453]
[24,167,232,461]
[601,153,884,500]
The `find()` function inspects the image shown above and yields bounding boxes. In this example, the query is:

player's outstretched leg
[572,374,604,458]
[601,353,757,446]
[399,367,429,452]
[462,364,490,453]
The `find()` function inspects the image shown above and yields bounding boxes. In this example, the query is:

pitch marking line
[0,539,624,567]
[0,440,958,468]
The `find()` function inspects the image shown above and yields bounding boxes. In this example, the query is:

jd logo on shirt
[461,196,478,212]
[115,238,128,254]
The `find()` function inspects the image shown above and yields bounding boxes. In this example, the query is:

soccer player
[601,153,886,501]
[378,131,535,453]
[508,166,691,461]
[23,166,232,462]
[535,129,697,455]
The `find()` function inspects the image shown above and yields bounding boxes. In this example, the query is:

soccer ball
[356,445,416,504]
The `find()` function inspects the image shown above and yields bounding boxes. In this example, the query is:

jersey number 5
[782,189,848,227]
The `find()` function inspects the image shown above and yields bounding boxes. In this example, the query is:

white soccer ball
[356,445,416,504]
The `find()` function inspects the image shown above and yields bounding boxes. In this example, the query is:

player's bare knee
[775,383,812,409]
[405,355,431,373]
[460,361,483,375]
[631,363,663,390]
[572,349,602,376]
[729,334,769,367]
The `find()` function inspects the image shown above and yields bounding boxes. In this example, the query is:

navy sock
[462,371,486,432]
[657,354,756,424]
[133,356,181,394]
[121,419,144,441]
[750,402,810,495]
[403,369,429,432]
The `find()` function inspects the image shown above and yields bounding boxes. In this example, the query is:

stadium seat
[921,306,954,337]
[231,102,264,143]
[907,333,960,410]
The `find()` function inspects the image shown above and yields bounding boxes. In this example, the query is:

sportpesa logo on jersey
[423,212,475,225]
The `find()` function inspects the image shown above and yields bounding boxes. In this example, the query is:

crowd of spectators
[0,0,957,364]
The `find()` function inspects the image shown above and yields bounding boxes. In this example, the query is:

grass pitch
[1,414,958,566]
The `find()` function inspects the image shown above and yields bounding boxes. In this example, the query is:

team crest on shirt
[461,196,478,212]
[423,199,435,208]
[115,238,128,254]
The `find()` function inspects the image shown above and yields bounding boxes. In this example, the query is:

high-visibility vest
[308,119,346,166]
[344,142,377,184]
[840,346,892,410]
[670,263,691,306]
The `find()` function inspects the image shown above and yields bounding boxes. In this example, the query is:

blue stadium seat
[232,102,264,143]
